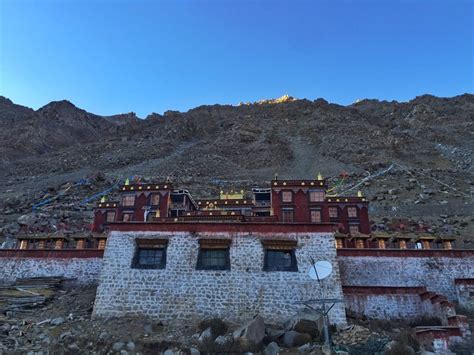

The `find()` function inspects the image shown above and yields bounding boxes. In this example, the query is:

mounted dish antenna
[308,260,333,281]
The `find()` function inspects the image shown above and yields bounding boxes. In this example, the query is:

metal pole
[310,257,330,347]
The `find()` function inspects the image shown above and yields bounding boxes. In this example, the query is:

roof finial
[317,172,323,180]
[125,177,130,186]
[100,196,106,203]
[357,190,363,197]
[274,173,278,181]
[166,176,171,182]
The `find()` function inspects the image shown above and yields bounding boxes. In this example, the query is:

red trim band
[107,221,336,233]
[337,248,474,258]
[0,249,104,258]
[343,286,427,295]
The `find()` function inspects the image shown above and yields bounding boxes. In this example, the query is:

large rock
[198,327,213,342]
[17,214,37,226]
[284,311,323,338]
[233,315,265,346]
[266,326,285,341]
[263,342,280,355]
[282,330,312,347]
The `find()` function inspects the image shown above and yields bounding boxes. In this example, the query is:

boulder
[126,341,136,351]
[284,311,323,338]
[266,326,285,340]
[297,343,315,353]
[215,335,232,346]
[17,214,37,226]
[199,327,213,342]
[233,315,265,346]
[263,341,280,355]
[282,330,312,347]
[112,342,125,351]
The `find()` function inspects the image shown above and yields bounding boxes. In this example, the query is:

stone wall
[344,292,423,320]
[0,250,103,285]
[337,250,474,301]
[93,231,347,325]
[455,279,474,309]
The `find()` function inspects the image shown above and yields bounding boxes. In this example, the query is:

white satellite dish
[308,260,333,281]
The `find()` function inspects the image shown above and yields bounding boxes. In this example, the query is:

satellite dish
[308,260,333,281]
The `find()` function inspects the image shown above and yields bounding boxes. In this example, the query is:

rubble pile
[0,277,67,313]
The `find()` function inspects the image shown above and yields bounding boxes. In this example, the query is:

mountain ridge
[0,93,472,246]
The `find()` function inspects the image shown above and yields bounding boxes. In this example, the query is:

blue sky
[0,0,472,117]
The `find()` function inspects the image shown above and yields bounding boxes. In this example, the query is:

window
[122,195,135,207]
[349,224,360,235]
[146,211,156,221]
[347,207,358,218]
[150,194,160,206]
[196,240,231,271]
[355,239,365,249]
[282,191,293,203]
[132,239,167,269]
[309,190,325,202]
[335,239,344,249]
[281,208,294,222]
[262,240,298,272]
[310,209,322,223]
[122,212,133,222]
[106,211,116,222]
[197,249,229,270]
[264,250,298,271]
[329,207,338,219]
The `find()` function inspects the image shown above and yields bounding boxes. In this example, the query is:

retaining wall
[337,249,474,302]
[0,250,103,285]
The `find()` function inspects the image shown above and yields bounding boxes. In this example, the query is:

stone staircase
[415,290,471,352]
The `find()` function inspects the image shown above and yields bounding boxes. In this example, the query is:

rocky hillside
[0,94,472,246]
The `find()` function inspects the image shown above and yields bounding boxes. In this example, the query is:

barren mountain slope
[0,94,472,246]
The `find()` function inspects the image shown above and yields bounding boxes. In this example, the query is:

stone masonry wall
[344,293,423,320]
[93,231,347,325]
[0,257,103,285]
[338,254,474,301]
[455,281,474,309]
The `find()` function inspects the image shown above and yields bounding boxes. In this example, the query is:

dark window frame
[263,249,298,272]
[196,247,230,271]
[348,224,360,235]
[281,208,294,222]
[150,193,161,206]
[308,190,325,203]
[106,210,116,223]
[347,206,358,218]
[281,190,293,203]
[310,208,322,223]
[329,206,339,219]
[131,241,167,269]
[122,194,136,207]
[122,211,134,222]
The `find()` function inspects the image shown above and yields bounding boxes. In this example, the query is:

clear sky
[0,0,472,117]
